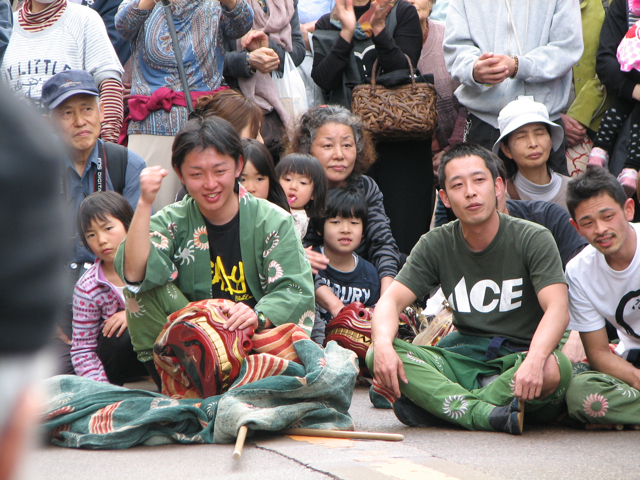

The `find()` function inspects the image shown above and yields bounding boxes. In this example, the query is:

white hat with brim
[492,100,564,155]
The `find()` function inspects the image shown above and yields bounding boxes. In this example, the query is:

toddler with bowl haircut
[310,187,380,344]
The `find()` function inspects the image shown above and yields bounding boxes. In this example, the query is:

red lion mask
[154,299,254,398]
[324,302,373,377]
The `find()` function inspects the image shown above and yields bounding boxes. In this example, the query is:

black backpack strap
[102,140,129,194]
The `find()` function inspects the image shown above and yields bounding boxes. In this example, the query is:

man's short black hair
[312,187,368,236]
[172,116,243,174]
[485,153,508,182]
[438,143,500,190]
[566,167,628,220]
[77,191,133,251]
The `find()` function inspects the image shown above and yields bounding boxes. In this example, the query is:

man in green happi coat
[115,117,315,384]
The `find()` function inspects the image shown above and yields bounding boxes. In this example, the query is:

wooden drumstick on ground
[233,425,249,459]
[233,426,404,459]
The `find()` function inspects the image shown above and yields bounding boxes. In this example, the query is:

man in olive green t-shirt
[367,144,572,435]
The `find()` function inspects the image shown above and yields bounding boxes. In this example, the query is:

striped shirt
[2,2,123,109]
[19,0,67,32]
[99,78,124,143]
[71,260,125,382]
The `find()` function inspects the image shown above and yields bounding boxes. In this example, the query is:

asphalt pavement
[24,382,640,480]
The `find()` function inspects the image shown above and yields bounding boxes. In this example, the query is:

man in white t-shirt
[564,167,640,425]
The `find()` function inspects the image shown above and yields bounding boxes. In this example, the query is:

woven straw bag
[351,54,437,142]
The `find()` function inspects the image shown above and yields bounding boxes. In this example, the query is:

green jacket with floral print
[115,186,315,335]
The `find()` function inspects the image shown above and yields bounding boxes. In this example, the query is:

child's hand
[139,166,169,207]
[103,311,128,338]
[305,246,330,274]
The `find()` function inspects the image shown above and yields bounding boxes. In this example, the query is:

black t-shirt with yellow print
[203,212,257,308]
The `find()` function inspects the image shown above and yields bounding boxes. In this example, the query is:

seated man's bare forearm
[582,329,640,390]
[525,283,570,361]
[123,200,153,283]
[371,282,411,347]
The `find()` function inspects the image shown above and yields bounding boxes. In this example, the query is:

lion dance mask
[154,299,254,399]
[324,302,373,377]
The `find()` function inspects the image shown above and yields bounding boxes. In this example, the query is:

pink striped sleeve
[71,285,109,382]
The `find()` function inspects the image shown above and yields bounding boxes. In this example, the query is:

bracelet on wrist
[246,52,256,74]
[509,54,519,79]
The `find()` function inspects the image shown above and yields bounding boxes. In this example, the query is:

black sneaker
[393,395,450,427]
[488,398,524,435]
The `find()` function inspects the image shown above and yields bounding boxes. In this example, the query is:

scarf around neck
[19,0,67,31]
[237,0,296,131]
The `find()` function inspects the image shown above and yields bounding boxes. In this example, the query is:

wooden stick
[281,428,404,442]
[233,425,249,459]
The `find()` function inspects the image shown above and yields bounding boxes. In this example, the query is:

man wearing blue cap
[42,69,145,373]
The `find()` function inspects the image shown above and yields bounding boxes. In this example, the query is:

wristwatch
[255,310,267,330]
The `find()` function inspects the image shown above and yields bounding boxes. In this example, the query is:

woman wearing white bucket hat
[494,99,570,212]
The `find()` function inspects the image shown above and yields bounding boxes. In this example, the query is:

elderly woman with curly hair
[286,104,401,317]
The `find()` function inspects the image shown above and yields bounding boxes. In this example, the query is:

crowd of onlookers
[4,0,640,471]
[0,0,632,387]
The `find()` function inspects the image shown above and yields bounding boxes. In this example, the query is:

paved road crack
[253,444,341,479]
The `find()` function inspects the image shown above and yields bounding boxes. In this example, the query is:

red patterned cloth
[371,378,397,406]
[118,86,229,144]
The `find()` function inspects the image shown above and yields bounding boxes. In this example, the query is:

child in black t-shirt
[311,187,381,344]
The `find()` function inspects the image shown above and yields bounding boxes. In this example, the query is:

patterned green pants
[124,283,189,363]
[566,370,640,424]
[365,338,573,431]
